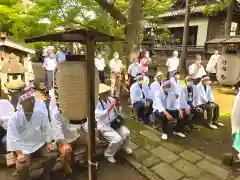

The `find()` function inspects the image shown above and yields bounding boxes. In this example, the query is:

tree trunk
[222,0,235,53]
[180,0,190,75]
[125,0,142,67]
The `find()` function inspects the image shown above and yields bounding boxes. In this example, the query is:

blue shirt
[56,51,66,63]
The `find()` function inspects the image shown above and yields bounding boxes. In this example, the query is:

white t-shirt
[206,54,220,73]
[166,57,179,72]
[95,58,105,71]
[42,56,57,71]
[189,63,206,79]
[127,62,142,77]
[109,59,122,74]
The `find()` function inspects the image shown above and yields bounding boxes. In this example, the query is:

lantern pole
[86,37,98,180]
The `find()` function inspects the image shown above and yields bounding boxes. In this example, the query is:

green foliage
[204,0,233,15]
[0,0,174,48]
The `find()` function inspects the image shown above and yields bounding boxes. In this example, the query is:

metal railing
[154,44,205,52]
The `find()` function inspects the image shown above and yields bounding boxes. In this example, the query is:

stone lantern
[0,53,26,106]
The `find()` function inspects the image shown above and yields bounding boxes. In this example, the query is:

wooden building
[144,0,240,66]
[0,32,35,98]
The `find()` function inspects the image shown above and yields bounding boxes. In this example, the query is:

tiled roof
[0,38,35,54]
[157,5,208,18]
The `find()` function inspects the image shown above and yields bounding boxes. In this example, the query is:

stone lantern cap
[0,53,27,74]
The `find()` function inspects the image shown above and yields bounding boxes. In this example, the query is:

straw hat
[99,83,111,94]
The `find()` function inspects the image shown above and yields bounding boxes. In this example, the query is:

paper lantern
[217,54,240,85]
[55,60,99,121]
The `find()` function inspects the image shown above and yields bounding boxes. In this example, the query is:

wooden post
[86,37,97,180]
[180,0,190,74]
[222,0,235,53]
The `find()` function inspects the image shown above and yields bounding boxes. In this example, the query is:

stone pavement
[125,126,239,180]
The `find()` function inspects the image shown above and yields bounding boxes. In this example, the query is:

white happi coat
[49,95,87,143]
[130,82,152,104]
[170,77,182,98]
[231,91,240,135]
[7,100,52,154]
[153,90,180,113]
[180,86,198,109]
[95,97,130,157]
[150,81,163,101]
[195,82,214,106]
[0,100,15,130]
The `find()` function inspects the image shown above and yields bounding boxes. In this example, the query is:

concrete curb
[123,156,162,180]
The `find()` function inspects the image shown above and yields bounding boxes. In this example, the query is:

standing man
[166,51,179,79]
[109,52,123,97]
[7,90,58,180]
[95,52,106,83]
[127,55,142,86]
[206,50,220,82]
[189,54,206,85]
[42,46,57,91]
[56,45,67,63]
[140,50,151,76]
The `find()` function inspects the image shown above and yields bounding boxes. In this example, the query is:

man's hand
[166,114,174,121]
[63,142,72,153]
[179,110,184,120]
[17,154,27,163]
[185,109,191,115]
[108,101,116,112]
[47,143,54,152]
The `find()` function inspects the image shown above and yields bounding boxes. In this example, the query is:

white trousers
[99,125,130,157]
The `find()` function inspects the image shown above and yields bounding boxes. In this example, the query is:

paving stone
[140,130,161,142]
[236,176,240,180]
[197,160,229,180]
[151,146,179,163]
[133,148,151,161]
[162,142,184,153]
[172,159,202,178]
[180,150,203,163]
[142,156,161,168]
[151,162,184,180]
[195,173,218,180]
[128,141,139,151]
[193,150,221,165]
[139,166,163,180]
[181,178,190,180]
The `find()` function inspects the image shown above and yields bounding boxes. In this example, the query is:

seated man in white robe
[0,99,15,153]
[49,89,89,175]
[150,71,163,100]
[170,70,182,100]
[130,73,153,124]
[7,90,58,180]
[180,76,203,130]
[153,80,186,140]
[96,83,132,163]
[195,75,224,129]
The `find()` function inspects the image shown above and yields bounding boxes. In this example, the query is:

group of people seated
[130,71,224,140]
[0,84,132,180]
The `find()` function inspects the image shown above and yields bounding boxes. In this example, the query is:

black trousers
[154,110,185,134]
[98,71,105,83]
[193,78,201,85]
[199,102,219,124]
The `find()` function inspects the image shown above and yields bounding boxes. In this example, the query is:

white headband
[19,91,35,103]
[161,80,171,87]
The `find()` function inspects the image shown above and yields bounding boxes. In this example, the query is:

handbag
[99,98,124,130]
[233,129,240,152]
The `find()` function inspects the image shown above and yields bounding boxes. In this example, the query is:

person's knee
[16,160,30,173]
[111,134,123,146]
